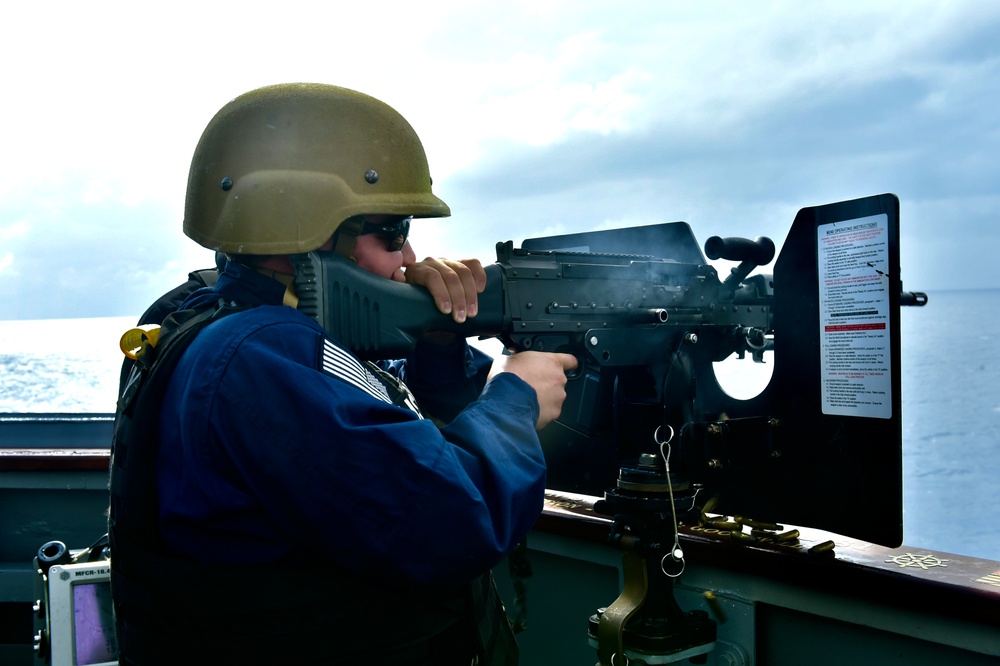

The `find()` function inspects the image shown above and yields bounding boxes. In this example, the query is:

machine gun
[293,231,776,486]
[294,193,922,664]
[293,192,920,547]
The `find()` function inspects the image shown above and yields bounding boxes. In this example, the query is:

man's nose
[401,240,417,266]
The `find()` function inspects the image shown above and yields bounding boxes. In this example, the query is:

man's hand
[404,257,486,324]
[491,351,578,430]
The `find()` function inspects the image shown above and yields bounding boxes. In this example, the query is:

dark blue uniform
[156,261,545,587]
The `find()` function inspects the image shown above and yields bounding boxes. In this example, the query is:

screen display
[73,582,118,665]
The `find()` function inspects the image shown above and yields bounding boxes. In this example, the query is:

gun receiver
[488,239,774,370]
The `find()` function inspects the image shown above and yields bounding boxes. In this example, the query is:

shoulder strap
[111,301,246,551]
[188,267,220,288]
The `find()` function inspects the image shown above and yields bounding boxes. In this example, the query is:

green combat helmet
[183,83,450,255]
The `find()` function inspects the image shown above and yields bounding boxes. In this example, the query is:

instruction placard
[817,214,892,419]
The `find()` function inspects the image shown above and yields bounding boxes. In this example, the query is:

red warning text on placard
[824,323,887,333]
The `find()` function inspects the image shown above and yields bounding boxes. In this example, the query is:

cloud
[432,3,1000,291]
[0,176,213,320]
[1,0,998,318]
[0,219,30,241]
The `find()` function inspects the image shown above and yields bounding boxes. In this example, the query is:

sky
[1,0,998,320]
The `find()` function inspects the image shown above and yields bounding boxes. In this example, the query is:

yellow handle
[120,325,160,360]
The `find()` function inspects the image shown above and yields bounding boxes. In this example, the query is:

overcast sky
[1,1,998,320]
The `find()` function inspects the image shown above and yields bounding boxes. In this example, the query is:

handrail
[0,413,114,449]
[0,414,114,471]
[0,448,110,472]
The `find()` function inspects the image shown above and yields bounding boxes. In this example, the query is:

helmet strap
[253,268,299,308]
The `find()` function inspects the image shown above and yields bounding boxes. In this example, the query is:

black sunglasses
[358,216,412,252]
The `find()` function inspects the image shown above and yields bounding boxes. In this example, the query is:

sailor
[109,83,576,665]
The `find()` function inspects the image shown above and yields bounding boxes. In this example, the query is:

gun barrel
[629,308,669,324]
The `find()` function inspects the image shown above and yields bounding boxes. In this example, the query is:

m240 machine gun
[293,193,925,665]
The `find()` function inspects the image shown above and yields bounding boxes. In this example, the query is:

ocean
[1,291,997,561]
